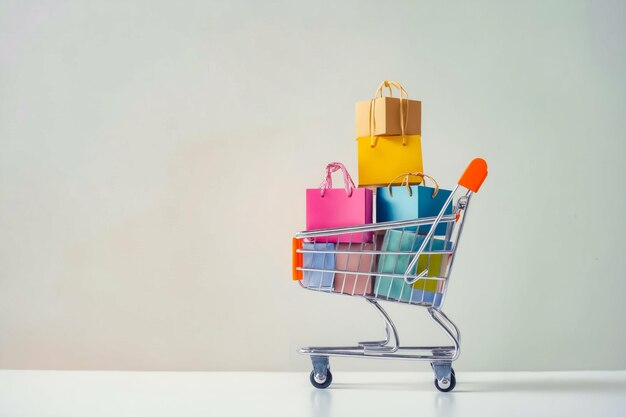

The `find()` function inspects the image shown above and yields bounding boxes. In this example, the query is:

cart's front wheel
[309,369,333,389]
[434,368,456,392]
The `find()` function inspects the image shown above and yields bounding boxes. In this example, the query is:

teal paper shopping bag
[376,173,452,235]
[375,230,449,301]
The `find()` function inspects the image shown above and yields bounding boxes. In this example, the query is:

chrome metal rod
[297,249,454,256]
[364,299,400,353]
[297,267,446,281]
[428,308,460,361]
[431,308,461,345]
[295,215,456,238]
[439,192,472,308]
[298,346,456,361]
[404,185,459,282]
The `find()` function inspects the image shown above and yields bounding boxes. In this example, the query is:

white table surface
[1,370,624,417]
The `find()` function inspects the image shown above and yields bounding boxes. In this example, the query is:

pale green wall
[1,0,624,371]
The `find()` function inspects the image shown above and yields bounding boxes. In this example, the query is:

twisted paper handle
[387,172,439,198]
[368,80,410,148]
[319,162,356,197]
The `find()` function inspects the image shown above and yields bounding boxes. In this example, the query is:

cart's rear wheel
[434,368,456,392]
[309,369,333,389]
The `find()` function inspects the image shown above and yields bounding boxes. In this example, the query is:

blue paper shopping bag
[302,243,335,289]
[375,230,450,302]
[376,172,452,235]
[409,289,443,307]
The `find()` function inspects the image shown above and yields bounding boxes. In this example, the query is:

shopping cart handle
[458,158,488,193]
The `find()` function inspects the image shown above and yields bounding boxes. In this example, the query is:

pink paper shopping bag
[333,243,376,295]
[306,162,373,243]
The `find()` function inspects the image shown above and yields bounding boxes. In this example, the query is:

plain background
[0,0,625,372]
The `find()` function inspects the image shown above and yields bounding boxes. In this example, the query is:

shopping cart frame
[292,159,488,391]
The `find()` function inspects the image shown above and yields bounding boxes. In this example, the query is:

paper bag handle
[374,80,408,99]
[369,80,410,148]
[319,162,356,198]
[387,172,439,198]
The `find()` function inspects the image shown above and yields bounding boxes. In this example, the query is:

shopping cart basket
[292,159,488,391]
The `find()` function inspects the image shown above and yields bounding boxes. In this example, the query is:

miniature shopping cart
[292,159,488,392]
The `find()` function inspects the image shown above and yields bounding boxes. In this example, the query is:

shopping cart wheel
[309,355,331,389]
[434,368,456,392]
[309,369,332,389]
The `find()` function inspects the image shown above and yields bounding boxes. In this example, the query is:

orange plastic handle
[458,158,488,193]
[292,238,303,280]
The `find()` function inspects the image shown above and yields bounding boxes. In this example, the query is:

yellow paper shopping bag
[355,80,424,187]
[412,245,451,293]
[357,135,424,186]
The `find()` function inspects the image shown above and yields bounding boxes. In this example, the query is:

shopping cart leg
[358,298,399,351]
[309,355,332,389]
[428,308,460,359]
